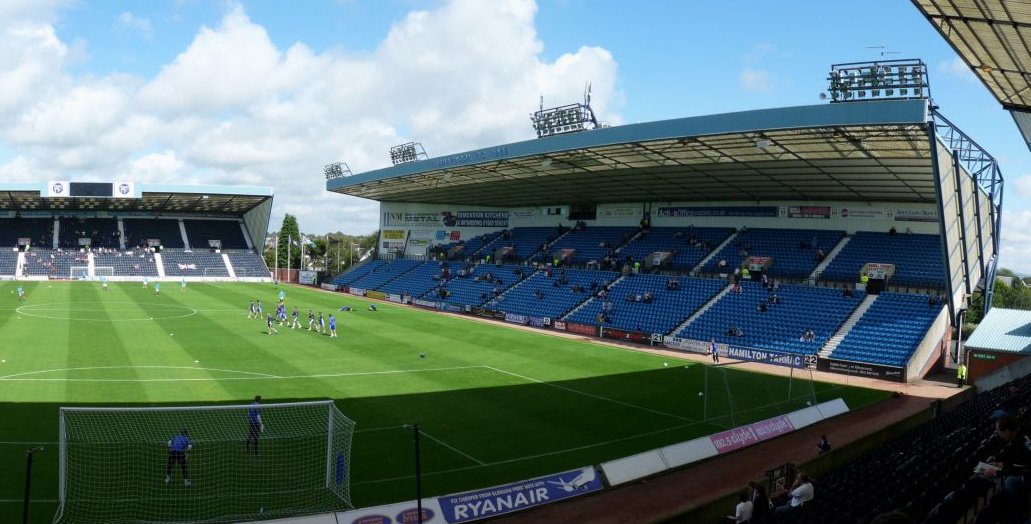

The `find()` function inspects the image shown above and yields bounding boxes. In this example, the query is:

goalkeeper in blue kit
[246,395,264,455]
[166,428,193,486]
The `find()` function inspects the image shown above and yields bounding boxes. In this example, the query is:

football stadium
[2,2,1031,524]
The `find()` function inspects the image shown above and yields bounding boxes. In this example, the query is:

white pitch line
[482,365,694,422]
[0,365,485,383]
[0,365,282,381]
[420,430,485,466]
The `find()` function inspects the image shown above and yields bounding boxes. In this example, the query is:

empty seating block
[431,264,526,307]
[492,269,617,319]
[439,231,503,260]
[481,227,560,263]
[677,281,864,354]
[702,228,844,278]
[331,260,387,286]
[548,227,638,263]
[345,259,422,290]
[620,227,734,270]
[830,292,943,367]
[0,250,18,275]
[161,251,229,277]
[23,249,88,277]
[59,218,119,249]
[183,220,248,249]
[123,219,186,249]
[565,275,725,334]
[0,218,53,247]
[226,251,268,277]
[94,250,159,276]
[378,261,452,298]
[820,232,946,287]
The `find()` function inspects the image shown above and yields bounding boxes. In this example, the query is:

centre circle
[15,301,198,322]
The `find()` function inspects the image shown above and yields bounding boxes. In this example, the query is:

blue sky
[2,0,1029,270]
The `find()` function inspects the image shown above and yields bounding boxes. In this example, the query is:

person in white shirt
[775,473,813,517]
[727,490,753,522]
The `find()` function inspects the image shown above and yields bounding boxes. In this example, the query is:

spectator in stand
[798,239,809,250]
[718,258,728,269]
[842,286,854,298]
[732,282,742,294]
[769,294,781,305]
[815,249,826,263]
[801,328,815,342]
[775,473,813,518]
[757,301,768,312]
[535,289,544,300]
[748,482,772,521]
[889,226,897,236]
[643,291,654,304]
[979,415,1031,522]
[928,295,940,307]
[727,490,752,522]
[817,434,831,454]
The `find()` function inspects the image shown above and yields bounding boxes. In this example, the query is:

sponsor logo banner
[817,358,905,382]
[382,212,441,227]
[177,263,197,270]
[386,293,404,303]
[553,321,566,330]
[528,316,548,328]
[409,230,436,240]
[599,205,641,219]
[895,209,938,222]
[366,290,386,300]
[413,299,439,308]
[657,206,778,218]
[298,270,317,285]
[711,415,795,454]
[504,312,529,325]
[47,181,70,198]
[838,208,893,220]
[440,211,510,228]
[512,209,540,220]
[436,467,603,523]
[321,283,338,291]
[382,230,405,240]
[338,499,445,524]
[349,288,365,296]
[724,346,807,369]
[447,305,465,312]
[435,230,462,241]
[600,327,651,343]
[410,239,430,246]
[564,322,597,336]
[787,206,830,219]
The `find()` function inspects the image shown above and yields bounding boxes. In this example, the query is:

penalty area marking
[14,301,197,322]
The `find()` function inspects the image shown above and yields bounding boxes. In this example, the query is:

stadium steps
[560,275,626,320]
[614,230,644,254]
[117,218,126,250]
[15,252,25,278]
[668,281,733,336]
[819,293,878,358]
[87,253,95,278]
[52,218,59,249]
[808,234,852,281]
[222,253,236,278]
[690,231,738,275]
[178,219,190,250]
[538,228,572,264]
[369,260,427,290]
[154,252,167,277]
[464,231,504,259]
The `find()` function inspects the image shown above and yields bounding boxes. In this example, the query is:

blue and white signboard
[724,346,809,369]
[436,467,603,523]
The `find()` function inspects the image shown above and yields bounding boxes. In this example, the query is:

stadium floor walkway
[492,392,950,524]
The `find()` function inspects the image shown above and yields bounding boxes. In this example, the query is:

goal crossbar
[59,399,334,412]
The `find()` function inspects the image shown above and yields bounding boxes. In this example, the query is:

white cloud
[1001,210,1031,275]
[939,56,978,83]
[740,68,774,93]
[115,11,152,41]
[0,0,622,235]
[1014,175,1031,199]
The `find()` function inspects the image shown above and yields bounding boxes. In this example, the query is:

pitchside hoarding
[436,467,603,523]
[817,358,905,382]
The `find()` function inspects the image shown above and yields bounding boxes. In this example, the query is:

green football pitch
[0,281,890,523]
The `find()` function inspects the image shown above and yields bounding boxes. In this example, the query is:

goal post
[701,345,819,428]
[70,267,89,279]
[53,400,355,524]
[203,267,228,277]
[94,267,114,277]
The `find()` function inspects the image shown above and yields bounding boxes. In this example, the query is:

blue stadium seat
[345,259,422,290]
[677,281,864,355]
[620,227,734,271]
[547,227,638,264]
[820,232,946,287]
[331,260,387,286]
[58,217,120,249]
[479,227,562,263]
[23,249,89,277]
[0,250,17,276]
[123,218,185,249]
[429,264,529,308]
[0,218,52,248]
[183,220,249,250]
[491,269,617,319]
[378,261,454,297]
[226,251,269,277]
[565,274,725,334]
[161,251,229,277]
[94,249,159,276]
[702,228,844,278]
[830,292,943,367]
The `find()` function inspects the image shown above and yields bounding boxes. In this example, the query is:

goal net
[203,267,228,277]
[701,346,820,428]
[94,267,114,277]
[54,400,355,524]
[70,267,89,279]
